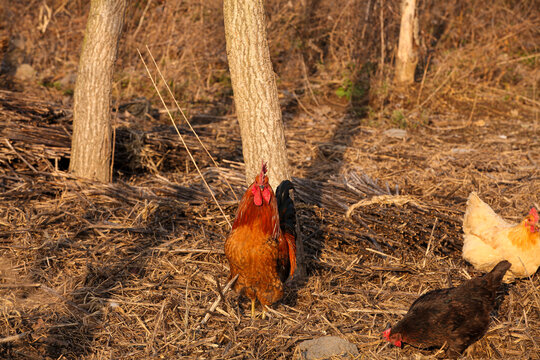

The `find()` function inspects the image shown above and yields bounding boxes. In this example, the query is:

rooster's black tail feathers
[276,180,296,236]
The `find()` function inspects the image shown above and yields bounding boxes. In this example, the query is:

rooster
[462,192,539,279]
[224,163,296,318]
[383,260,511,357]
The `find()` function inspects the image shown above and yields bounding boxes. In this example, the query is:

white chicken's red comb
[382,328,391,341]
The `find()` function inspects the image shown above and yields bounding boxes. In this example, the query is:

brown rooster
[383,260,511,357]
[225,163,296,318]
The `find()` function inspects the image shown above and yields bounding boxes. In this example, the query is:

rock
[58,72,77,88]
[11,37,26,50]
[383,128,407,139]
[473,120,485,127]
[451,147,474,154]
[297,336,359,360]
[14,63,35,81]
[118,97,152,117]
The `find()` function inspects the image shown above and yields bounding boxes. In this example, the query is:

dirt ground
[0,0,539,359]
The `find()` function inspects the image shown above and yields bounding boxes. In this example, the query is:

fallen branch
[0,283,41,288]
[346,194,424,218]
[0,331,32,344]
[200,274,238,326]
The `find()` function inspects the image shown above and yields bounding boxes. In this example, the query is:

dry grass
[0,0,539,359]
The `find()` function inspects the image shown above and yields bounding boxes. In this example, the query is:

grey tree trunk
[395,0,418,85]
[223,0,289,191]
[69,0,127,182]
[223,0,305,279]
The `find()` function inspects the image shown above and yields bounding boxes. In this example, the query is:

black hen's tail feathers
[276,180,296,236]
[484,260,511,289]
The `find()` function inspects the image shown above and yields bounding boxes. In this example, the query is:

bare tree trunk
[223,0,289,191]
[223,0,305,279]
[395,0,418,85]
[69,0,127,182]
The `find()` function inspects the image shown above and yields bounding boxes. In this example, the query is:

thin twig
[0,283,41,288]
[133,0,153,37]
[517,257,540,310]
[0,331,32,344]
[365,247,399,261]
[379,0,385,77]
[200,274,238,326]
[151,247,225,255]
[360,0,373,40]
[150,299,166,355]
[417,68,455,109]
[4,139,38,173]
[416,54,431,107]
[348,308,407,315]
[496,53,539,65]
[422,218,437,268]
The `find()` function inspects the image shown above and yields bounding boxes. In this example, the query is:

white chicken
[462,192,539,280]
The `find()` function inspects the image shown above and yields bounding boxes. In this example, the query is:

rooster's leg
[251,298,256,319]
[261,306,266,319]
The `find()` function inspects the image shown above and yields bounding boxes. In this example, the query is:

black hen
[383,260,511,357]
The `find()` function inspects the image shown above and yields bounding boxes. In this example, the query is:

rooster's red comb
[530,207,539,223]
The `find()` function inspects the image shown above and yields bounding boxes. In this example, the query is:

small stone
[383,128,407,139]
[474,120,485,127]
[58,72,77,88]
[298,336,359,360]
[451,148,474,154]
[14,63,35,81]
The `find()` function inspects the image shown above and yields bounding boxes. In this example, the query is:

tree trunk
[69,0,127,182]
[223,0,289,191]
[223,0,305,279]
[395,0,418,85]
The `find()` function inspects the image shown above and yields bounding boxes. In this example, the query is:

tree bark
[223,0,289,191]
[395,0,418,85]
[223,0,305,279]
[69,0,127,182]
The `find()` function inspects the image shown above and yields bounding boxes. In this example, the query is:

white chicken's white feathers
[462,192,539,280]
[463,192,511,234]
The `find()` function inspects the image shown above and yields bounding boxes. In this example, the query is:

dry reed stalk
[137,48,232,229]
[145,45,239,202]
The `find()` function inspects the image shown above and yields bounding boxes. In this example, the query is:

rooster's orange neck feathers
[232,170,279,237]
